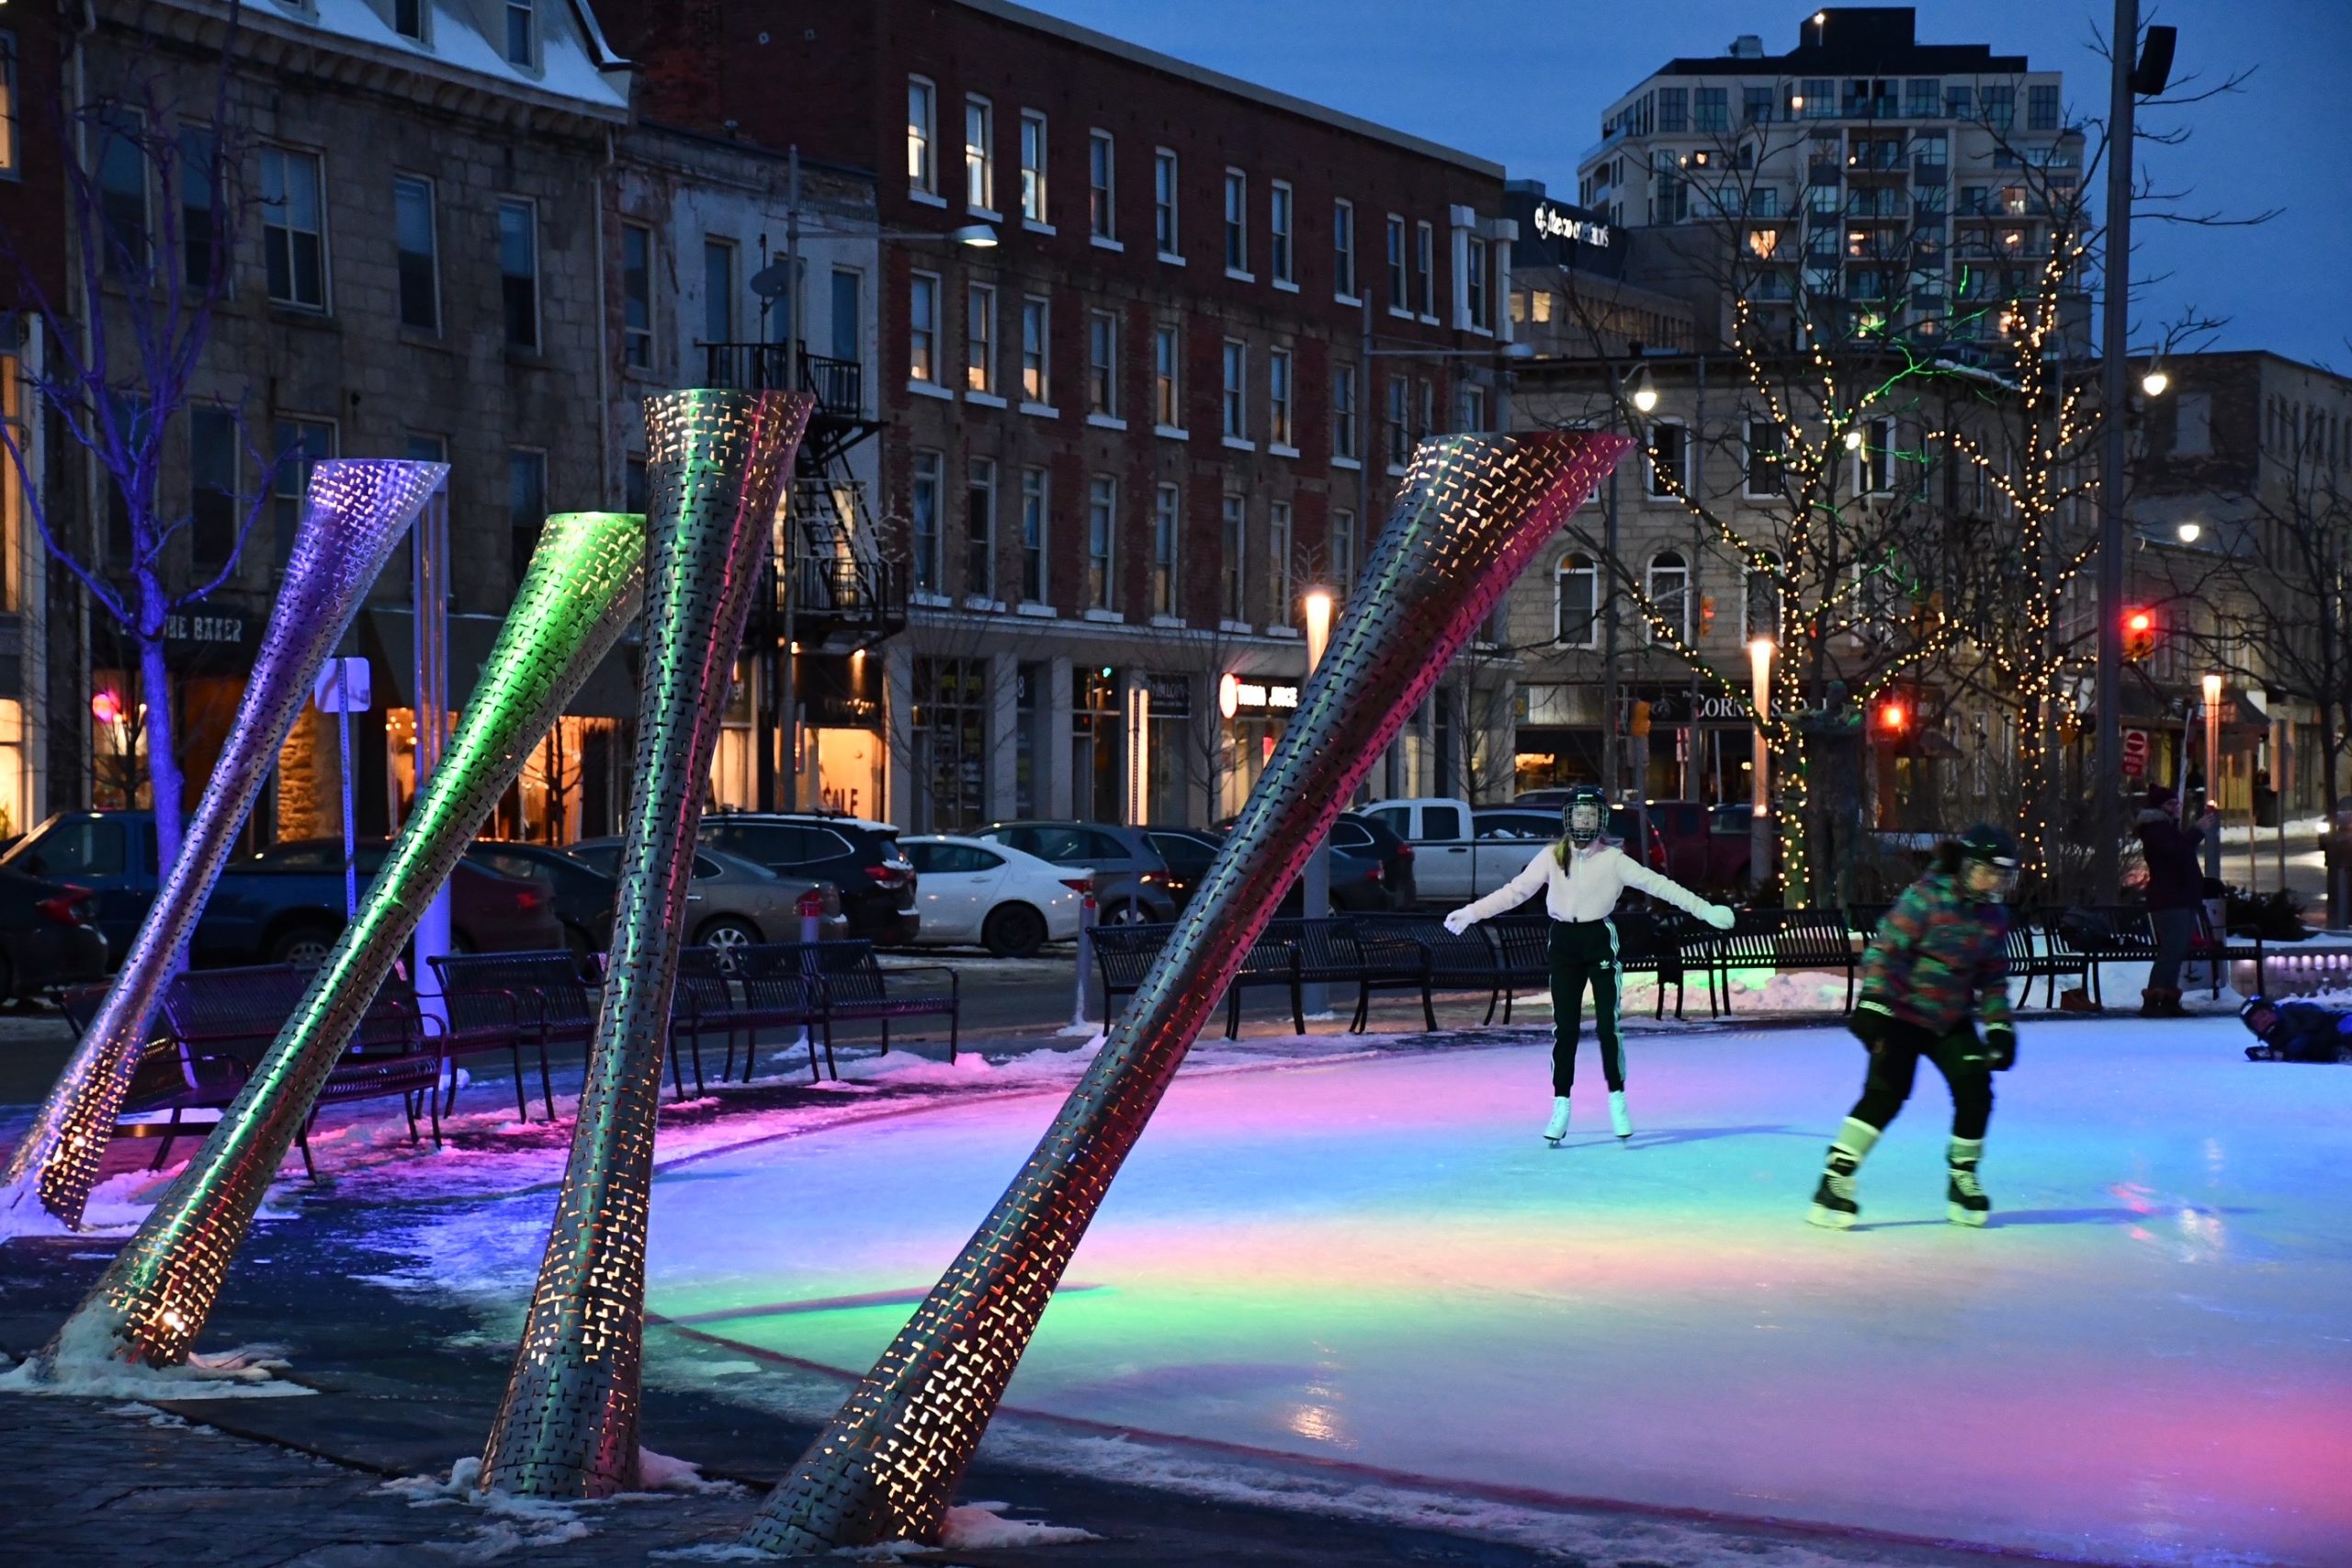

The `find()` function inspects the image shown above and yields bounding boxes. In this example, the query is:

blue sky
[1017,1,2350,367]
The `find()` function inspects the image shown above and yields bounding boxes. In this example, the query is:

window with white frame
[1223,168,1249,275]
[1087,309,1117,418]
[1645,550,1690,643]
[1855,414,1896,493]
[1459,381,1487,433]
[1267,347,1294,448]
[262,146,327,310]
[496,197,536,347]
[1021,294,1049,403]
[1464,233,1490,329]
[1019,111,1046,224]
[1555,553,1598,646]
[1270,180,1294,285]
[1019,468,1048,602]
[966,456,997,597]
[909,272,941,384]
[910,449,943,592]
[180,126,222,290]
[1386,373,1409,467]
[1385,214,1407,310]
[1414,220,1435,316]
[94,109,146,277]
[1332,198,1357,299]
[1330,508,1357,595]
[1086,475,1117,609]
[1153,322,1181,427]
[504,0,536,67]
[1743,550,1781,642]
[1154,148,1180,256]
[1221,493,1247,620]
[1151,482,1180,616]
[1221,339,1248,439]
[393,174,439,332]
[621,221,653,368]
[1268,501,1294,623]
[908,77,936,195]
[1744,419,1784,497]
[965,96,994,212]
[1645,420,1687,498]
[1332,364,1359,461]
[1089,130,1115,240]
[965,281,994,394]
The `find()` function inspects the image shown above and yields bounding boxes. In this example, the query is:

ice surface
[379,1019,2352,1565]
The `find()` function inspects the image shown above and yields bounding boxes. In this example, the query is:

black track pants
[1849,1019,1994,1140]
[1548,919,1623,1096]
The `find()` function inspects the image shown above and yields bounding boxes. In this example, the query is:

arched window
[1555,552,1598,647]
[1646,550,1689,645]
[1743,550,1781,643]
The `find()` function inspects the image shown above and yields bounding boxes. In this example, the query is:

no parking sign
[2121,728,2150,779]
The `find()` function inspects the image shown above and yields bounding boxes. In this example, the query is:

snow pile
[936,1500,1099,1549]
[0,1340,312,1400]
[381,1458,596,1555]
[631,1447,742,1497]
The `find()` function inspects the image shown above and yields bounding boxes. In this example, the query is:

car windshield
[569,844,621,876]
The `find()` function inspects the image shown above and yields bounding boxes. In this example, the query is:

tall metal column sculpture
[40,512,649,1374]
[0,460,446,1230]
[481,389,808,1497]
[743,432,1633,1553]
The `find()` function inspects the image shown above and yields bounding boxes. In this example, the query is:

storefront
[1216,671,1300,818]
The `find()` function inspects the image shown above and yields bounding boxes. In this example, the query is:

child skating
[1809,824,2020,1230]
[1444,784,1736,1144]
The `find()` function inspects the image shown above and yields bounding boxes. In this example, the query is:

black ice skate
[1807,1119,1879,1230]
[1946,1137,1991,1227]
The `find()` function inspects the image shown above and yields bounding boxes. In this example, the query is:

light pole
[1749,637,1773,897]
[2201,671,2223,883]
[1301,589,1336,1019]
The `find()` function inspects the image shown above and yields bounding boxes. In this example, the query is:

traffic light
[2123,608,2156,662]
[1875,695,1910,739]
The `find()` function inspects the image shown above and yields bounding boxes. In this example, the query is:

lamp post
[2202,671,2224,883]
[1301,589,1336,1020]
[1749,637,1774,896]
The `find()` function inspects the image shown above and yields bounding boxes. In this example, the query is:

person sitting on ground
[2238,996,2352,1064]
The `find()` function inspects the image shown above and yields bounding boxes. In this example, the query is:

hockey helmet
[1956,822,2019,901]
[1563,784,1609,847]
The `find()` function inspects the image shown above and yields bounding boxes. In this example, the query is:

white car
[900,835,1087,957]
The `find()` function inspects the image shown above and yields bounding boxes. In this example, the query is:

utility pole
[1601,465,1621,797]
[2094,0,2143,899]
[775,145,804,812]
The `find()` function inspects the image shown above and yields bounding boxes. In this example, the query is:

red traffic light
[1879,700,1908,734]
[2123,608,2156,661]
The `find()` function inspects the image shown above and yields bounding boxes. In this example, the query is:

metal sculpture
[742,431,1634,1554]
[481,389,808,1497]
[0,460,446,1231]
[41,511,649,1374]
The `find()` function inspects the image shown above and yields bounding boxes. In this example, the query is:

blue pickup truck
[0,811,564,968]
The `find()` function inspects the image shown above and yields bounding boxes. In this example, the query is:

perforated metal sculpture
[40,511,649,1373]
[741,431,1634,1553]
[481,389,808,1497]
[0,460,446,1231]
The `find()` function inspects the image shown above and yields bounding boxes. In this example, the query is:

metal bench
[430,950,593,1120]
[68,984,250,1172]
[1090,923,1305,1039]
[1265,917,1436,1033]
[1612,906,1702,1021]
[1692,908,1859,1016]
[1487,918,1553,1025]
[2004,917,2088,1010]
[797,940,960,1063]
[707,942,832,1081]
[1351,913,1507,1023]
[2054,906,2156,1010]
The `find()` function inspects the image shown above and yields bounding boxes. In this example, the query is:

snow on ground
[368,1015,2351,1568]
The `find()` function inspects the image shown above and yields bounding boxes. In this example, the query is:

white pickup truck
[1358,796,1671,907]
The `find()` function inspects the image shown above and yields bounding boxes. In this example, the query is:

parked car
[0,813,563,967]
[0,868,109,1000]
[567,838,847,953]
[1707,803,1782,889]
[974,821,1177,926]
[1195,810,1419,908]
[698,812,917,943]
[469,840,618,961]
[900,835,1085,957]
[1148,826,1393,914]
[1356,797,1669,908]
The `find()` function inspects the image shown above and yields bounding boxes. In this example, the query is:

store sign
[1218,672,1299,716]
[164,611,250,648]
[1532,201,1611,248]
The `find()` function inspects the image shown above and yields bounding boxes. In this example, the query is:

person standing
[1809,824,2020,1230]
[1444,785,1735,1145]
[2136,784,2217,1017]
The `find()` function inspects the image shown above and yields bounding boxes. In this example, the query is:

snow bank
[937,1500,1099,1549]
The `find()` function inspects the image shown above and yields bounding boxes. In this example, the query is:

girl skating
[1444,785,1735,1144]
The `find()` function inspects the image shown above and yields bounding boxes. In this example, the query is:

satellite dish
[749,260,797,299]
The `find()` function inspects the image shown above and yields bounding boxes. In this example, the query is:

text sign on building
[1532,201,1611,249]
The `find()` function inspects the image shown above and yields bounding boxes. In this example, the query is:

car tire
[696,917,762,956]
[269,922,339,967]
[1099,899,1148,927]
[981,903,1049,959]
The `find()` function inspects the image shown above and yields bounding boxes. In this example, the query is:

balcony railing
[699,343,865,421]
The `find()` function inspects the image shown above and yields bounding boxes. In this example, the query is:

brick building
[605,0,1517,830]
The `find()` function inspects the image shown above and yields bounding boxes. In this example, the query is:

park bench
[1090,923,1306,1039]
[712,942,835,1081]
[1692,908,1859,1016]
[429,950,595,1120]
[2004,917,2090,1010]
[1612,906,1703,1021]
[1351,913,1508,1023]
[70,984,251,1172]
[1265,917,1435,1033]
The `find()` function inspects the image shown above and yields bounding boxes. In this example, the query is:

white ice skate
[1608,1089,1632,1140]
[1542,1097,1571,1145]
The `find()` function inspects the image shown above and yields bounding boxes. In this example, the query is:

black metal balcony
[773,552,905,650]
[699,342,865,422]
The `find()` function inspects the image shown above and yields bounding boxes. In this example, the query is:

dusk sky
[1018,0,2351,367]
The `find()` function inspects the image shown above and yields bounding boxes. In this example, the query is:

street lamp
[1301,587,1338,1018]
[2176,520,2202,544]
[2141,364,2170,399]
[1628,365,1659,414]
[1748,637,1774,896]
[2202,671,2224,882]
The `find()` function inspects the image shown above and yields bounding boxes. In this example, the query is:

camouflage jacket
[1859,871,2013,1035]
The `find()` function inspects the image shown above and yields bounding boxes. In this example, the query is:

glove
[1703,903,1736,931]
[1849,999,1894,1053]
[1442,908,1474,936]
[1984,1021,2018,1072]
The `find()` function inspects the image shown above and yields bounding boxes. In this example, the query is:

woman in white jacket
[1444,785,1735,1143]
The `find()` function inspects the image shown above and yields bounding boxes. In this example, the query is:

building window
[1086,475,1117,609]
[1021,294,1049,403]
[621,221,653,369]
[188,405,238,572]
[1855,415,1896,493]
[1386,373,1409,467]
[497,197,537,348]
[1555,553,1598,647]
[1019,110,1046,224]
[1221,339,1247,439]
[1645,550,1689,644]
[911,658,989,832]
[1153,323,1181,427]
[1460,382,1487,432]
[1332,364,1359,461]
[909,271,940,384]
[1693,86,1727,132]
[1089,130,1115,239]
[1330,508,1357,595]
[1803,77,1834,118]
[271,418,334,567]
[1983,84,2015,131]
[1154,148,1180,256]
[1945,85,1973,120]
[393,174,438,332]
[966,456,997,597]
[1414,220,1435,316]
[965,281,994,394]
[508,447,547,589]
[1745,85,1775,125]
[261,146,326,310]
[1268,501,1294,624]
[504,0,536,67]
[1657,87,1688,132]
[1744,551,1781,642]
[910,449,943,592]
[1087,309,1117,418]
[2028,83,2060,131]
[1221,493,1247,621]
[1270,180,1294,285]
[1744,420,1783,497]
[1019,467,1048,602]
[1151,482,1180,616]
[1906,77,1940,117]
[1465,233,1490,329]
[965,96,994,212]
[831,267,861,366]
[1333,198,1358,299]
[393,0,426,41]
[1385,213,1407,310]
[908,76,936,194]
[1417,378,1435,443]
[704,238,734,344]
[1267,347,1293,447]
[1645,420,1687,498]
[1223,168,1249,275]
[179,126,222,290]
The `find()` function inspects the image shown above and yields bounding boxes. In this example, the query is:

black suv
[698,813,917,943]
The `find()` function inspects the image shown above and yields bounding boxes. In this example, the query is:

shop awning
[358,608,640,719]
